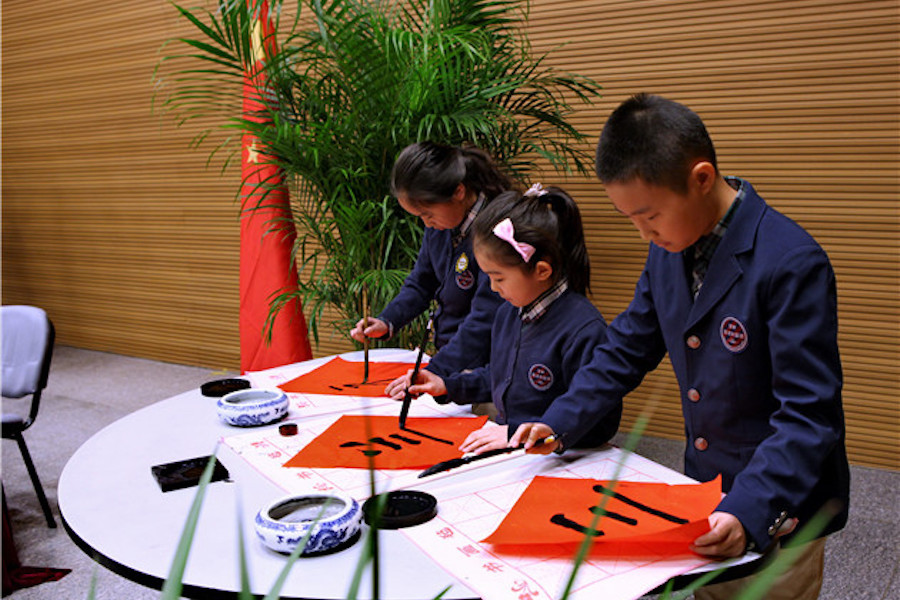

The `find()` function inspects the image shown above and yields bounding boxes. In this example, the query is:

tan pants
[694,537,826,600]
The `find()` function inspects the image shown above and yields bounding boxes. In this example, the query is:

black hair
[390,142,511,206]
[472,186,591,295]
[595,93,718,193]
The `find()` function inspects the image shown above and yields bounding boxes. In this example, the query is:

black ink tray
[362,490,437,529]
[201,378,251,397]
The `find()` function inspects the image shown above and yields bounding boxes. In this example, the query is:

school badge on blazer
[455,252,474,289]
[720,316,749,353]
[456,270,474,290]
[455,252,469,272]
[528,363,554,391]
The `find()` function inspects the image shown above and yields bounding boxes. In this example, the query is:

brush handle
[399,315,432,429]
[417,435,557,478]
[361,287,370,383]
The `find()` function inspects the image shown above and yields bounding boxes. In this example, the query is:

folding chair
[1,305,57,527]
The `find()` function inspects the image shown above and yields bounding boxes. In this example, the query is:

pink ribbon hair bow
[492,218,535,262]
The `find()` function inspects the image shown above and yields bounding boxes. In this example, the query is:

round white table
[59,350,761,599]
[59,350,479,599]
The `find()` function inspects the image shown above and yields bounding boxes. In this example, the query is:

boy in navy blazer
[512,94,849,600]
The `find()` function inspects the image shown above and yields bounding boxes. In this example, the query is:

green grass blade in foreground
[732,502,839,600]
[345,493,386,600]
[346,410,380,600]
[559,413,650,600]
[235,491,254,600]
[658,490,839,599]
[657,564,730,600]
[262,499,332,600]
[160,448,222,600]
[84,561,98,600]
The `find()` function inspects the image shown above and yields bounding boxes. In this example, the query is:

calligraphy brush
[399,315,432,429]
[361,286,370,384]
[417,435,558,478]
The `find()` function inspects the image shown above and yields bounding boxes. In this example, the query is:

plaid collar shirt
[451,194,485,248]
[688,176,745,298]
[520,279,569,324]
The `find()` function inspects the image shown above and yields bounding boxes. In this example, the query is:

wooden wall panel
[2,0,242,369]
[2,0,896,468]
[524,0,899,470]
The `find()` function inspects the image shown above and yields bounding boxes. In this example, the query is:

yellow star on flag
[246,142,262,164]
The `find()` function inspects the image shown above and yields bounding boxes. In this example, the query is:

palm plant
[155,0,602,348]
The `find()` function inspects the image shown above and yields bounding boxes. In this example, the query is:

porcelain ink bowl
[255,493,362,555]
[216,388,289,427]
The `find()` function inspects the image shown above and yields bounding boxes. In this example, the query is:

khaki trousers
[694,537,826,600]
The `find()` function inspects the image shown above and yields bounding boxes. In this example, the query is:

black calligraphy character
[339,430,442,457]
[588,505,638,525]
[549,483,690,535]
[389,433,422,445]
[368,437,402,450]
[328,377,395,392]
[549,514,604,537]
[592,484,689,524]
[397,427,454,445]
[339,441,380,456]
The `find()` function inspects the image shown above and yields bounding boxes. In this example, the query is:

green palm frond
[156,0,602,348]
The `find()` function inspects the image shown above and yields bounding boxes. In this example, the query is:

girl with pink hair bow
[400,185,621,455]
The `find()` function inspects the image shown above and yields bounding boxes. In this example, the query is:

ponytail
[544,189,591,295]
[473,185,592,295]
[458,146,512,203]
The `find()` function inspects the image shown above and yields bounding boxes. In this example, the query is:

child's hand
[690,511,747,558]
[459,424,509,454]
[350,317,388,343]
[384,368,446,400]
[509,422,559,454]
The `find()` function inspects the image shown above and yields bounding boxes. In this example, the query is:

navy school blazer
[540,180,850,551]
[444,289,621,448]
[378,227,502,376]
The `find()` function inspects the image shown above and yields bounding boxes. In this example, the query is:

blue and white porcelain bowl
[216,388,289,427]
[255,493,362,555]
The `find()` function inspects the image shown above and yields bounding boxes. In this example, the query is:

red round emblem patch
[720,316,748,353]
[528,364,554,391]
[456,270,474,290]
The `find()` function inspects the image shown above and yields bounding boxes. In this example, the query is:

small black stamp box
[150,455,230,492]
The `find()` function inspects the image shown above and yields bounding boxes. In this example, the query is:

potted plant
[155,0,602,350]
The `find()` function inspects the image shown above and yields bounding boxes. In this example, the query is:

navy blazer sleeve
[378,234,440,333]
[716,244,845,550]
[443,363,492,406]
[426,269,501,376]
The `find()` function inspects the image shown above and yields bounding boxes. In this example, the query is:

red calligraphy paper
[482,475,721,556]
[283,415,487,469]
[278,357,427,397]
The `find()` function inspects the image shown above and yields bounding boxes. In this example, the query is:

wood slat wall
[2,0,242,369]
[2,0,897,469]
[522,0,899,470]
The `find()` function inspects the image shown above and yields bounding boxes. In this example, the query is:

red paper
[283,414,487,469]
[278,357,426,397]
[482,475,721,556]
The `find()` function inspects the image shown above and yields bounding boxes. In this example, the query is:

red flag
[240,1,312,373]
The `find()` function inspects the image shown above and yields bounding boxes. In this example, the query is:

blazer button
[686,335,701,349]
[694,437,708,451]
[687,388,701,402]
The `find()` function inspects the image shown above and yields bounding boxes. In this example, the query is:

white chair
[2,305,56,527]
